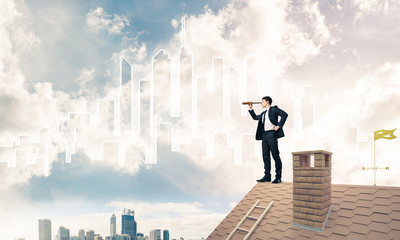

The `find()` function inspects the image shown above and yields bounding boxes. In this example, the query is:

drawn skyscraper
[152,50,172,122]
[179,18,194,134]
[120,57,133,138]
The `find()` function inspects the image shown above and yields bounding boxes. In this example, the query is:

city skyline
[38,212,175,240]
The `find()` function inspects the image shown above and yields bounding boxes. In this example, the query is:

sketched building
[207,150,400,239]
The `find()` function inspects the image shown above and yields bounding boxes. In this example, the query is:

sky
[1,0,400,239]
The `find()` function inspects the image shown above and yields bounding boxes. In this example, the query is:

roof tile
[347,232,367,240]
[344,187,360,196]
[393,203,400,211]
[392,195,400,203]
[335,216,352,226]
[281,227,300,239]
[368,221,391,233]
[389,211,400,221]
[337,208,355,218]
[358,193,375,201]
[358,199,374,208]
[358,187,378,194]
[373,197,392,206]
[269,229,285,239]
[298,229,317,238]
[348,223,369,234]
[342,195,358,203]
[388,220,400,230]
[388,229,400,240]
[369,212,392,223]
[341,201,357,210]
[365,231,390,240]
[353,206,373,216]
[352,215,372,225]
[375,189,392,198]
[329,233,348,240]
[332,225,351,236]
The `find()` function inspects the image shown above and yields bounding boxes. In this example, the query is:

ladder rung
[255,206,266,209]
[237,227,249,232]
[246,216,258,220]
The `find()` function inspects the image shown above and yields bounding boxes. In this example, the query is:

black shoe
[272,178,282,184]
[257,176,271,182]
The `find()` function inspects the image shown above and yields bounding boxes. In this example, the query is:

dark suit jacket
[249,106,288,140]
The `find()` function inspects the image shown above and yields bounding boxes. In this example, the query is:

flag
[374,129,397,141]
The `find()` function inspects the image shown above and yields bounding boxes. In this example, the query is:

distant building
[162,230,169,240]
[94,236,104,240]
[112,234,131,240]
[149,229,161,240]
[86,230,95,240]
[110,213,117,237]
[58,226,70,240]
[71,237,79,240]
[137,233,144,237]
[78,229,85,240]
[38,219,51,240]
[121,209,137,239]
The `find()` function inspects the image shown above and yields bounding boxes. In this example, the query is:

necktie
[263,110,267,124]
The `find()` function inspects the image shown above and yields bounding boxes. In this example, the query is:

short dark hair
[262,96,272,105]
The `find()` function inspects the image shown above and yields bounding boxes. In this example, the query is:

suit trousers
[262,130,282,179]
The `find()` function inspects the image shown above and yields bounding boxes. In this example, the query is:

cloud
[349,0,400,21]
[86,7,130,35]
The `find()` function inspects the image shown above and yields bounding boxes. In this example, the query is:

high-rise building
[71,237,79,240]
[113,234,131,240]
[86,230,95,240]
[121,209,137,239]
[110,213,117,237]
[78,229,85,240]
[58,226,70,240]
[38,219,51,240]
[149,229,161,240]
[162,230,169,240]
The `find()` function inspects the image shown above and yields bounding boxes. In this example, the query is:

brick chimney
[292,150,332,230]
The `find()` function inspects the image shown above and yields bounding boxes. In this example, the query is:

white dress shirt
[263,107,275,131]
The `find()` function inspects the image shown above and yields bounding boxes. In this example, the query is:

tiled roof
[207,182,400,240]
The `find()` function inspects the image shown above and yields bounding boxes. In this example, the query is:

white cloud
[349,0,400,21]
[86,7,130,35]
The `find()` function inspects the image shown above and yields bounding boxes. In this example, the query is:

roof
[207,182,400,240]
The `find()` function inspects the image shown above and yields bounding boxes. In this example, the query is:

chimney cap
[292,150,332,155]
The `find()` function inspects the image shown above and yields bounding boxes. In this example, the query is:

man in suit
[248,96,288,183]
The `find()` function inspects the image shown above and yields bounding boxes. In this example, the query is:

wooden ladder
[226,200,274,240]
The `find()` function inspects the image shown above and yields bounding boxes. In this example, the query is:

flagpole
[374,139,376,186]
